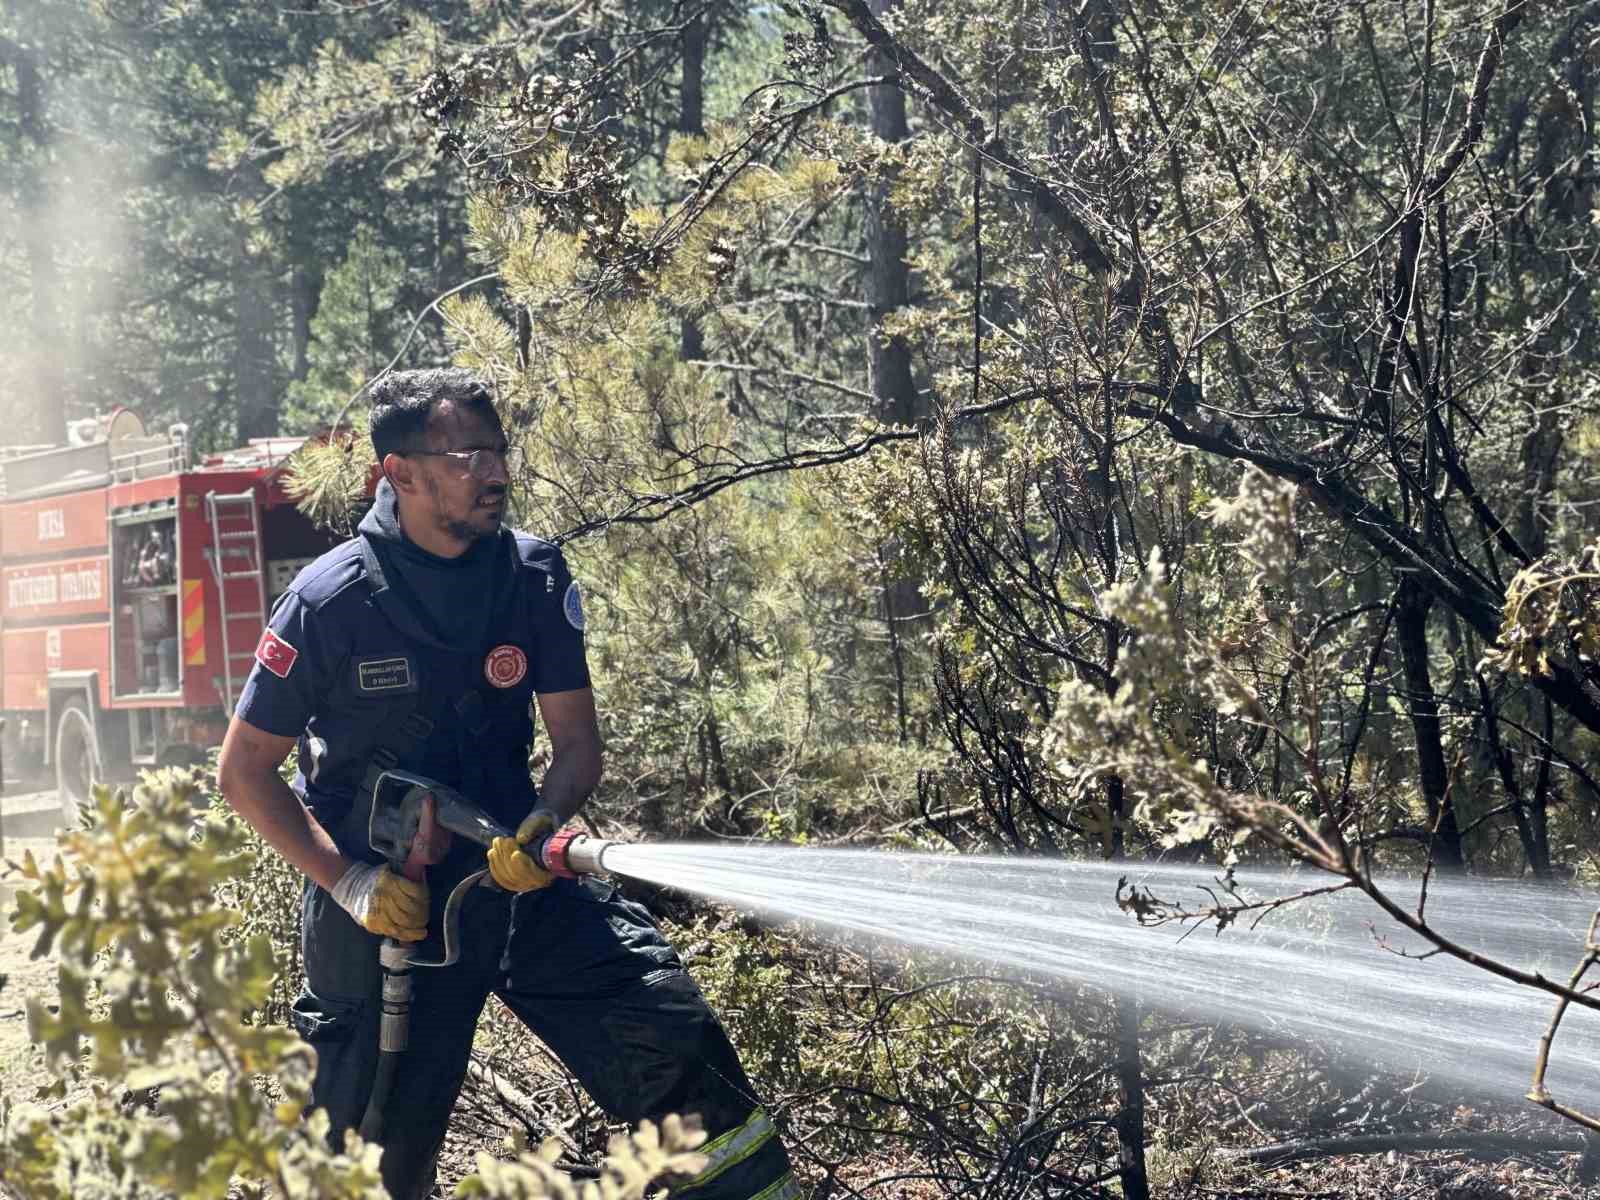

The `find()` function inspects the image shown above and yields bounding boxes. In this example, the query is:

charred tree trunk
[6,38,68,445]
[700,709,733,798]
[1097,330,1150,1196]
[1105,772,1151,1200]
[680,7,708,362]
[1478,672,1552,880]
[1530,698,1556,875]
[1111,993,1149,1200]
[1395,578,1466,871]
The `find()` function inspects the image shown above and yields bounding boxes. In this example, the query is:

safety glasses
[408,444,525,481]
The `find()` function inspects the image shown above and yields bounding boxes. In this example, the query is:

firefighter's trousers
[291,872,799,1200]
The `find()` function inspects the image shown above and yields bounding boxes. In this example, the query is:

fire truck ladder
[205,489,268,715]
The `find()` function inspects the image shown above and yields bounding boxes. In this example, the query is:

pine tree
[282,226,409,433]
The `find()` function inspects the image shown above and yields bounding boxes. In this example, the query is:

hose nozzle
[538,828,620,878]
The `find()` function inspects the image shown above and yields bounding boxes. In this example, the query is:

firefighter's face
[391,399,510,550]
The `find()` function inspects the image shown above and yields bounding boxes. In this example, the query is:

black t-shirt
[357,478,499,647]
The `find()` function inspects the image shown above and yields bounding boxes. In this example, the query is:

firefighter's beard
[425,474,505,544]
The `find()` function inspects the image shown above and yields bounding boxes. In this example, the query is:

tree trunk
[435,170,466,295]
[1111,992,1150,1200]
[289,262,318,386]
[864,0,919,425]
[862,0,925,673]
[680,7,708,362]
[7,38,68,446]
[1516,402,1563,558]
[1477,672,1551,879]
[679,7,705,140]
[233,229,279,442]
[701,709,733,797]
[879,546,909,744]
[1105,772,1151,1200]
[1530,697,1556,875]
[1394,578,1466,871]
[288,195,321,387]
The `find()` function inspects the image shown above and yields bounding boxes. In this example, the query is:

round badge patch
[484,644,528,688]
[563,579,586,631]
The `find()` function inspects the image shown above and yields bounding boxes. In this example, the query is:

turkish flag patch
[255,627,299,679]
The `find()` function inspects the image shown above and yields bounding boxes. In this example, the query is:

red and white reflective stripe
[255,627,299,678]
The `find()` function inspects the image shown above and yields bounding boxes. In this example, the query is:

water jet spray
[357,774,1600,1134]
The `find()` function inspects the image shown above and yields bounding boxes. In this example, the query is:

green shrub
[1,774,384,1199]
[0,774,703,1200]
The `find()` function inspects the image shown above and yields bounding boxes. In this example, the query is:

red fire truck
[0,410,340,822]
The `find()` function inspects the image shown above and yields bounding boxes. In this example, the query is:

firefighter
[216,368,798,1200]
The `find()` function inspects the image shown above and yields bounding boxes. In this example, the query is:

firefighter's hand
[487,808,558,893]
[330,862,429,942]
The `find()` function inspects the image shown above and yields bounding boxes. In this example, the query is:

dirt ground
[0,835,65,1103]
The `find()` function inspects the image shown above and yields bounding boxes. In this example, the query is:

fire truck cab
[0,410,340,822]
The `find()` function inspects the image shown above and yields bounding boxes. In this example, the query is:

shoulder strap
[331,540,430,855]
[359,533,448,648]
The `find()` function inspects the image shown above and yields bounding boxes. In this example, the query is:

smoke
[1,24,146,445]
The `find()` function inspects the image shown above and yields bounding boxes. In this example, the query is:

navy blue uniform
[235,492,798,1200]
[236,526,586,848]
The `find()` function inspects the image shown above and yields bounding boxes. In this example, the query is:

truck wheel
[55,699,101,828]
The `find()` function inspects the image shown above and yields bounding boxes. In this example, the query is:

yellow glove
[487,808,559,893]
[330,862,430,942]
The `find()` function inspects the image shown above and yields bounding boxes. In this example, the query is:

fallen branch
[464,1055,580,1153]
[1220,1130,1587,1167]
[830,804,983,844]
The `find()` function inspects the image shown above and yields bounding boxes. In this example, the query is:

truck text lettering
[36,509,66,541]
[6,563,104,609]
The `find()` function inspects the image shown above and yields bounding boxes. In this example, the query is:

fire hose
[357,770,622,1142]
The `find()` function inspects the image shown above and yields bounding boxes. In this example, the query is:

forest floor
[1203,1147,1597,1199]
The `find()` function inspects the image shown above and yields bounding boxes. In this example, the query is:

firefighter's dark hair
[368,368,497,460]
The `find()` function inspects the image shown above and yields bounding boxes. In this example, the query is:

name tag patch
[357,656,414,693]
